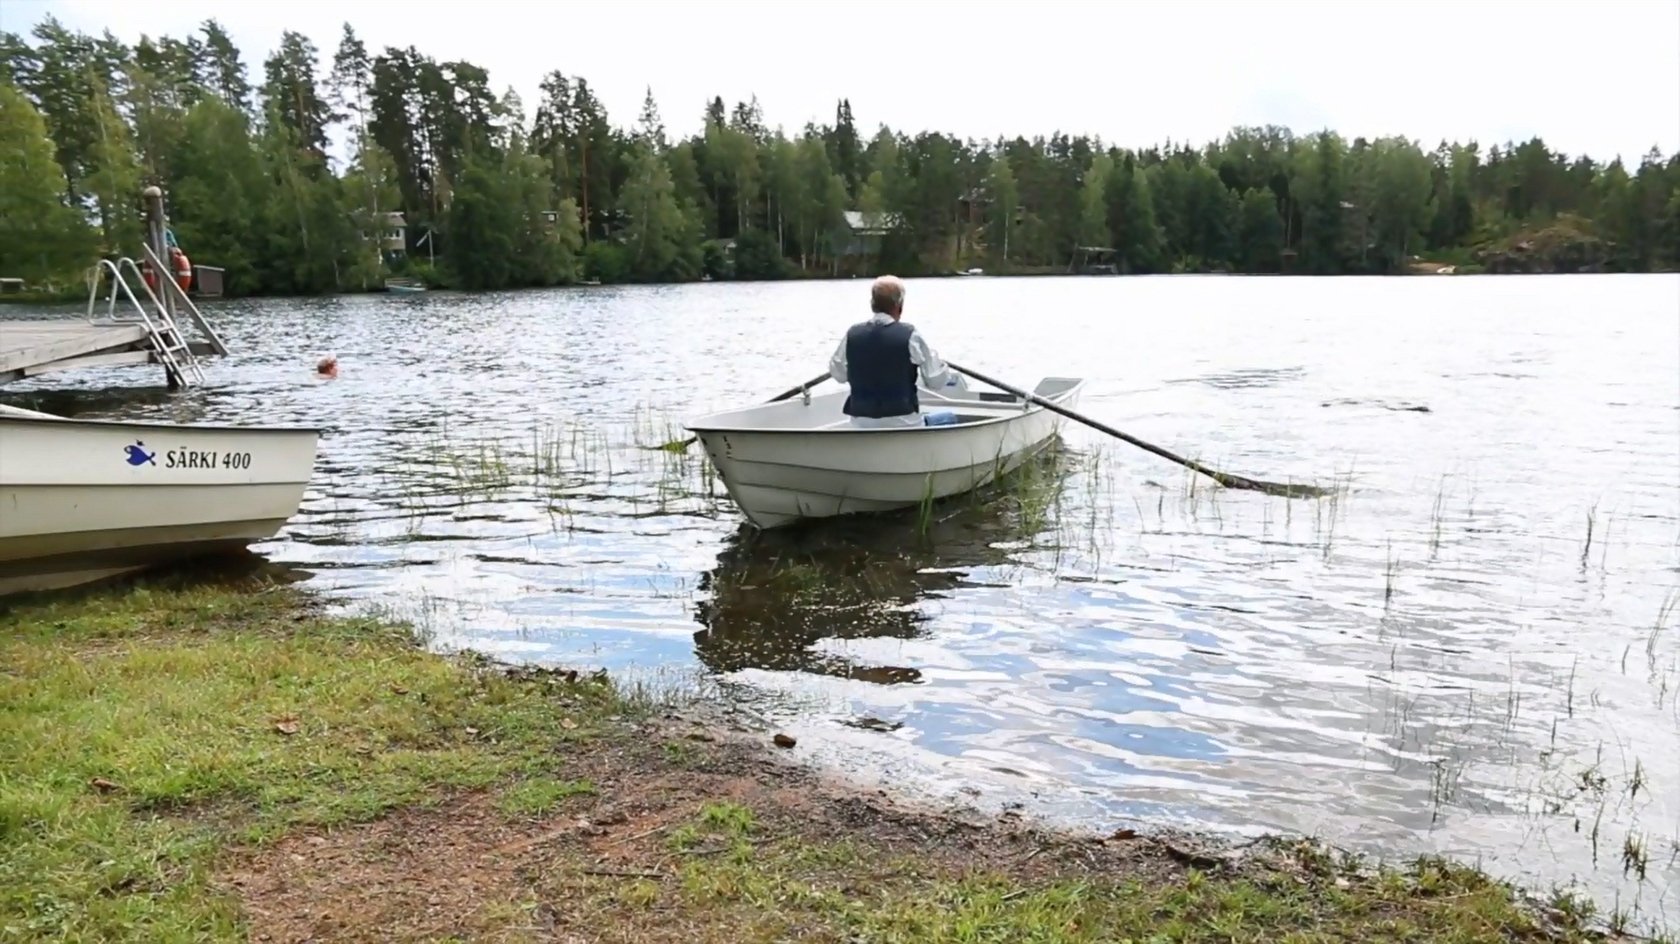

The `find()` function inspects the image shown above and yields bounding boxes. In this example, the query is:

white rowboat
[0,404,320,595]
[683,378,1084,529]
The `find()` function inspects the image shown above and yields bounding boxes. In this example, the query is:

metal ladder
[85,245,226,388]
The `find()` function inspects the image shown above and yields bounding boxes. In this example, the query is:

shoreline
[8,266,1670,309]
[0,572,1659,942]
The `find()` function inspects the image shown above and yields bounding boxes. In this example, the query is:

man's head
[870,275,906,319]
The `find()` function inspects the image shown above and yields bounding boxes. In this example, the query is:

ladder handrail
[86,258,162,330]
[141,242,228,356]
[81,256,204,387]
[86,258,124,323]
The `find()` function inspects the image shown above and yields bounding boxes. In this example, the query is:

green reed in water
[914,474,937,537]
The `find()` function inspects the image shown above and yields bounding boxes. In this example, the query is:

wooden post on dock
[142,186,181,390]
[143,186,170,318]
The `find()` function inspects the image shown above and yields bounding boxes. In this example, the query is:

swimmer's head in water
[316,356,338,377]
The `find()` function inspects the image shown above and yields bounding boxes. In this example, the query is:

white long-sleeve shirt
[828,313,958,426]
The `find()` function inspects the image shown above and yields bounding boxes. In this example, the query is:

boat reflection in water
[691,444,1074,686]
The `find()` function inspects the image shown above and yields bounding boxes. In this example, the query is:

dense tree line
[3,17,1677,296]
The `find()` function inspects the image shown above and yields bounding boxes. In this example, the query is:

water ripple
[5,273,1678,930]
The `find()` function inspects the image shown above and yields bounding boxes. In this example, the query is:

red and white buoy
[170,246,192,293]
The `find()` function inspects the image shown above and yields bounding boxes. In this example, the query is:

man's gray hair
[870,275,906,314]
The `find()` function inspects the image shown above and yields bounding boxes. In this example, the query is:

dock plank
[0,321,151,383]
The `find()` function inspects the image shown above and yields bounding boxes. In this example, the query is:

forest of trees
[3,17,1678,297]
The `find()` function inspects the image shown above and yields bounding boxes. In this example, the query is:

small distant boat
[0,404,320,595]
[683,378,1084,529]
[384,277,425,293]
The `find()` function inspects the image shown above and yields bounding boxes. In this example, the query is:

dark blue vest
[842,319,919,418]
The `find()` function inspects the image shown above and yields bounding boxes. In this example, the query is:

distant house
[379,212,407,253]
[359,211,408,258]
[1069,246,1119,275]
[958,187,991,226]
[843,210,900,236]
[839,210,902,262]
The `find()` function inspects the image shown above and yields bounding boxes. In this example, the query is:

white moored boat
[684,378,1084,529]
[0,404,320,594]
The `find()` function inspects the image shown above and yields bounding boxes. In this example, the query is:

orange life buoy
[170,247,192,292]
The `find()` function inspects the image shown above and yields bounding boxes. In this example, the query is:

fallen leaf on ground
[275,720,300,736]
[561,718,578,730]
[90,777,122,793]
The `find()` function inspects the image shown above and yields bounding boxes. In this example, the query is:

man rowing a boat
[828,275,962,427]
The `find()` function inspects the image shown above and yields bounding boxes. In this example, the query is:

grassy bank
[0,575,1650,942]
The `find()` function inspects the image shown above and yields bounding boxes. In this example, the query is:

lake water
[6,274,1678,930]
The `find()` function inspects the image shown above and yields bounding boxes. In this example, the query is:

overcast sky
[6,0,1679,163]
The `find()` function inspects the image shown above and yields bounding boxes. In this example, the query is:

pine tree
[1104,159,1164,273]
[199,19,250,113]
[327,24,370,132]
[832,99,861,196]
[635,86,665,151]
[261,31,333,157]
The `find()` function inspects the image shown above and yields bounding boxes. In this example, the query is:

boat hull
[690,380,1082,529]
[0,414,319,595]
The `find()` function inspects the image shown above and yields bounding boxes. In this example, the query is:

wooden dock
[0,320,214,385]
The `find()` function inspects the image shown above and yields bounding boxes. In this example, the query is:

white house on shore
[839,210,902,263]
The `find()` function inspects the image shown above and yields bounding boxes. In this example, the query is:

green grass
[496,778,595,818]
[0,579,609,941]
[541,806,1622,944]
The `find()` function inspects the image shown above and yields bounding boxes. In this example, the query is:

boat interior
[686,377,1084,432]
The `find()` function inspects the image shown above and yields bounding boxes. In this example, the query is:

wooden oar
[656,371,833,452]
[944,361,1330,499]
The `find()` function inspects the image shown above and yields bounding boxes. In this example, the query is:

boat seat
[813,413,997,430]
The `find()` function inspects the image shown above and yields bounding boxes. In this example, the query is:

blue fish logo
[124,441,156,467]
